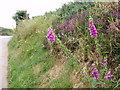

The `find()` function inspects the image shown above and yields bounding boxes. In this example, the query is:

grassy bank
[8,2,120,88]
[8,14,73,88]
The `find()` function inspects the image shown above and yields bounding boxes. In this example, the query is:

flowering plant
[46,29,55,42]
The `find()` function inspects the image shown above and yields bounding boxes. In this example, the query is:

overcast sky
[0,0,73,29]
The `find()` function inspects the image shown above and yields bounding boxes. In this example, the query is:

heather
[8,1,120,88]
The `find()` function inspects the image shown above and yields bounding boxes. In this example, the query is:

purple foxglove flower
[102,61,107,64]
[106,73,111,80]
[91,65,99,79]
[46,29,55,42]
[89,18,97,37]
[92,71,99,80]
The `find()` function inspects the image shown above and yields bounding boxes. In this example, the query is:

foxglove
[106,73,111,80]
[46,29,55,42]
[89,18,97,37]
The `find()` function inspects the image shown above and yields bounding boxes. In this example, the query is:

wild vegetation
[0,27,13,36]
[12,10,29,25]
[8,1,120,88]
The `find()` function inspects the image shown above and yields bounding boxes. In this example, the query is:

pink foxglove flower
[106,73,111,80]
[102,61,107,64]
[91,64,99,80]
[89,18,97,37]
[92,71,99,80]
[46,29,55,42]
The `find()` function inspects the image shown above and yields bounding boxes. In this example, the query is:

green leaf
[92,78,97,88]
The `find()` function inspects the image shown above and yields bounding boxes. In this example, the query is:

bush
[0,27,13,36]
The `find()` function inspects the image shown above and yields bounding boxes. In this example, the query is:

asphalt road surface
[0,36,13,89]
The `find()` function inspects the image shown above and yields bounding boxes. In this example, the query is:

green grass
[45,71,72,88]
[49,75,72,88]
[8,36,55,87]
[8,15,57,88]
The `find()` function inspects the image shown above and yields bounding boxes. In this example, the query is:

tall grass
[8,14,58,88]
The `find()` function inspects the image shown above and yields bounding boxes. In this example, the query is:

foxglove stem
[95,37,102,58]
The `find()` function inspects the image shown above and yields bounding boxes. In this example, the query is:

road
[0,36,13,89]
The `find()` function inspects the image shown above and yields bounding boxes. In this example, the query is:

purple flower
[46,29,55,42]
[116,3,120,5]
[106,26,110,28]
[110,38,115,40]
[89,18,97,37]
[106,73,111,80]
[102,61,107,64]
[93,71,99,80]
[91,65,99,80]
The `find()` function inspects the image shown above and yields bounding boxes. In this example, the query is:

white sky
[0,0,73,29]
